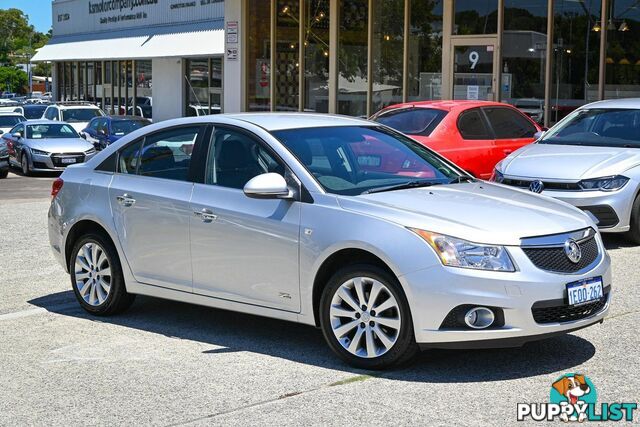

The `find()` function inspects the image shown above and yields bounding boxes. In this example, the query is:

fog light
[464,307,495,329]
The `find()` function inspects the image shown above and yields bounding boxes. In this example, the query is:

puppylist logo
[517,373,637,422]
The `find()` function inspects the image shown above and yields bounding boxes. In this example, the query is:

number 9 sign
[469,51,479,70]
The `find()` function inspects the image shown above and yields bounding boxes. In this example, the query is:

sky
[0,0,52,33]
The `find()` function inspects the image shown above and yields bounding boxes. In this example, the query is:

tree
[0,66,28,93]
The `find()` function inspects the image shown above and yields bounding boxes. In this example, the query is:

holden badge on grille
[564,239,582,263]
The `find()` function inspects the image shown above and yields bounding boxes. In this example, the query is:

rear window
[374,108,447,136]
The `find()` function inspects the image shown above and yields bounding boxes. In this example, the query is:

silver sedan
[4,120,96,175]
[493,98,640,244]
[48,114,611,369]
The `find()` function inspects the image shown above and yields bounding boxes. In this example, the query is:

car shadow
[28,290,596,382]
[602,234,636,250]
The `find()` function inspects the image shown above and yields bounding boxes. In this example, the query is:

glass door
[451,39,498,101]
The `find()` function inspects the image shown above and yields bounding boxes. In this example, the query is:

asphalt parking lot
[1,171,638,426]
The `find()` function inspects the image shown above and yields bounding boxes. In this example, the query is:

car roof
[0,112,24,116]
[50,104,100,110]
[581,98,640,110]
[107,115,149,121]
[379,100,514,113]
[222,113,374,131]
[22,119,65,125]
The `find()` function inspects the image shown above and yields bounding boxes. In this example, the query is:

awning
[32,29,224,62]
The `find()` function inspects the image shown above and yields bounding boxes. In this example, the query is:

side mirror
[98,129,106,136]
[243,173,292,199]
[12,132,21,139]
[79,132,87,139]
[533,130,546,140]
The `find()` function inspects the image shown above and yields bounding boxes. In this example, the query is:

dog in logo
[552,374,591,422]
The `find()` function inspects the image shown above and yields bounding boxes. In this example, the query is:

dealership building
[33,0,640,125]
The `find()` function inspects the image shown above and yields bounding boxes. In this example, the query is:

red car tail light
[51,178,64,199]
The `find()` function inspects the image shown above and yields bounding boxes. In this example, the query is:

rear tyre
[319,264,419,370]
[69,233,135,316]
[21,152,31,176]
[625,194,640,245]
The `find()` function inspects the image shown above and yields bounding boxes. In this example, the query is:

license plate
[61,158,76,164]
[566,277,603,306]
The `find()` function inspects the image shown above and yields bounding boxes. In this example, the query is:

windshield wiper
[448,175,476,184]
[362,180,439,195]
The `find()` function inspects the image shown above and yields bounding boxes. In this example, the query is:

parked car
[0,113,27,134]
[492,98,640,243]
[371,101,542,179]
[0,136,8,178]
[4,120,96,175]
[513,98,544,124]
[22,104,49,120]
[80,115,152,150]
[49,113,610,369]
[42,102,105,132]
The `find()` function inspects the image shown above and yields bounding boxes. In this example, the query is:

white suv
[43,102,105,132]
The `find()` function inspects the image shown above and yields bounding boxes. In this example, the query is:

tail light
[51,178,64,199]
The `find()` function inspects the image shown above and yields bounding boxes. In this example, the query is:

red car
[371,101,542,179]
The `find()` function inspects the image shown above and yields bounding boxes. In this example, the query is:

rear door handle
[194,208,217,223]
[116,193,136,207]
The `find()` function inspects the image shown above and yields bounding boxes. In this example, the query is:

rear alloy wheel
[70,233,135,315]
[625,195,640,245]
[21,153,31,176]
[320,265,418,369]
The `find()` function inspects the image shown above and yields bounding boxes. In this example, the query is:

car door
[482,106,538,164]
[109,125,205,292]
[455,108,496,179]
[189,125,301,312]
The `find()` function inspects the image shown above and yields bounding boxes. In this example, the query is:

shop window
[304,0,330,113]
[407,0,443,101]
[501,0,547,121]
[371,0,404,113]
[338,0,369,117]
[605,0,640,100]
[185,58,223,117]
[454,0,498,35]
[275,0,300,111]
[551,0,601,123]
[247,0,271,111]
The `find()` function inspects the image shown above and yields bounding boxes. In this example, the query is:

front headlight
[30,148,49,156]
[579,175,629,192]
[411,229,516,272]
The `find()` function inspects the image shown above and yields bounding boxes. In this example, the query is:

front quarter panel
[298,193,441,325]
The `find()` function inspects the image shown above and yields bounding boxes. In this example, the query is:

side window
[206,128,284,189]
[89,119,99,131]
[458,109,492,140]
[49,108,59,121]
[138,126,199,181]
[484,107,537,139]
[9,124,23,136]
[118,140,142,174]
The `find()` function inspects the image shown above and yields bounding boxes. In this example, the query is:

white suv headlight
[411,229,516,272]
[30,148,49,156]
[579,175,629,192]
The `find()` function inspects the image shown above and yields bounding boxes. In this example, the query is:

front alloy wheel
[21,153,30,176]
[320,265,418,369]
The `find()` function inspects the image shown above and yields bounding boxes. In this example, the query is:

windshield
[374,108,447,136]
[23,106,47,119]
[111,119,149,135]
[0,115,25,127]
[62,108,102,123]
[540,108,640,148]
[26,124,79,139]
[272,126,462,196]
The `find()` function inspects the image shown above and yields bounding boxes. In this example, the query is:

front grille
[51,153,85,167]
[532,293,608,324]
[579,205,619,228]
[523,236,599,273]
[501,177,581,191]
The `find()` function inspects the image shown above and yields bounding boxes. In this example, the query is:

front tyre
[21,152,31,176]
[70,233,135,315]
[625,194,640,245]
[319,264,419,369]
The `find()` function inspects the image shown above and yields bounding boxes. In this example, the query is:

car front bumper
[29,151,96,172]
[400,234,611,348]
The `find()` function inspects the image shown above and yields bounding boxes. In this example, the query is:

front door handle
[503,149,513,155]
[116,193,136,207]
[194,208,217,223]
